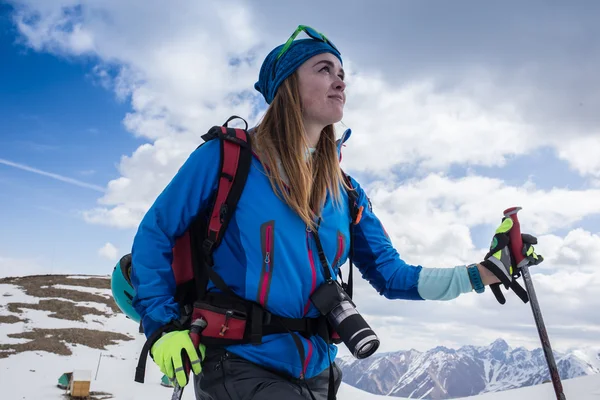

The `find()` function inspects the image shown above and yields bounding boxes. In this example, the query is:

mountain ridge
[338,337,600,399]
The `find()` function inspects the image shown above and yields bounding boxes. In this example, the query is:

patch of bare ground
[0,328,133,359]
[0,275,119,312]
[61,392,114,400]
[0,314,26,323]
[7,299,110,321]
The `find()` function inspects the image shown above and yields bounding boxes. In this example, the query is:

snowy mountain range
[338,338,600,399]
[1,274,599,400]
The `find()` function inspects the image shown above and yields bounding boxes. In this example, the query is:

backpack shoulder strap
[191,116,253,298]
[341,171,363,300]
[201,117,252,254]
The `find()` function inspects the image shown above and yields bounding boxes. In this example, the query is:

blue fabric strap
[467,264,485,294]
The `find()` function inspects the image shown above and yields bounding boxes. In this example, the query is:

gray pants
[194,348,342,400]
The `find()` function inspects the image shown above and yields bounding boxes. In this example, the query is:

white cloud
[9,0,263,228]
[360,174,600,268]
[340,69,540,174]
[345,178,600,352]
[98,242,119,261]
[10,1,600,229]
[555,135,600,178]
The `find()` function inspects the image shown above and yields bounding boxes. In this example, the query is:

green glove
[481,218,544,304]
[150,330,205,387]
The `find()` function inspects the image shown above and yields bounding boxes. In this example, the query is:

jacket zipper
[302,339,314,379]
[303,227,318,315]
[257,221,275,307]
[332,231,345,273]
[301,225,320,377]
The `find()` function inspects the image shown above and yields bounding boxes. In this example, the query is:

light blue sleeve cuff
[417,265,473,301]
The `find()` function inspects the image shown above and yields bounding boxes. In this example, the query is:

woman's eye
[320,66,330,73]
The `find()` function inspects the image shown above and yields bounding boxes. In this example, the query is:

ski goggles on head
[270,25,341,79]
[276,24,340,61]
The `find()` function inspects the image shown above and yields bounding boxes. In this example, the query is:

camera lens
[328,301,380,359]
[310,280,380,360]
[355,335,380,359]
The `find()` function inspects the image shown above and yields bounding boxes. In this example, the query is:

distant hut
[69,369,92,398]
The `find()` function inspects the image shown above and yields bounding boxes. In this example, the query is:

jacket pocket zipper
[257,221,275,307]
[332,231,345,273]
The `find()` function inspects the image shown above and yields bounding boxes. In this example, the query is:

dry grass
[0,328,133,359]
[0,275,134,360]
[7,299,111,322]
[0,275,119,312]
[0,315,26,323]
[61,391,114,400]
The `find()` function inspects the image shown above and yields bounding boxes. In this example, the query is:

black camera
[310,280,380,359]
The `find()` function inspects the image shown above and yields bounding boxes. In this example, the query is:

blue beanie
[254,38,343,104]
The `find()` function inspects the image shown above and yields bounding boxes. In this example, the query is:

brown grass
[7,299,111,322]
[0,275,119,312]
[61,391,114,400]
[0,314,26,323]
[0,328,133,359]
[0,274,135,360]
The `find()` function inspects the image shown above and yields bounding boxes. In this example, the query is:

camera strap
[311,216,355,297]
[309,218,334,282]
[309,219,339,400]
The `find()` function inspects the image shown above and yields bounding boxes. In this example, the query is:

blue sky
[1,0,599,353]
[0,9,141,274]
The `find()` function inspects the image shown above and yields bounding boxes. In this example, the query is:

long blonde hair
[253,72,350,229]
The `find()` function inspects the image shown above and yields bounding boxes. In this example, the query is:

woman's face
[296,52,346,128]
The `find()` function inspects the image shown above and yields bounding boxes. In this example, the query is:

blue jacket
[131,132,473,379]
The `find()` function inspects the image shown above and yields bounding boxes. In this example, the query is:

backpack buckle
[202,238,215,255]
[221,128,249,148]
[201,126,221,142]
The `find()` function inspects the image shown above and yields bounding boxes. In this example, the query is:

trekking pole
[95,352,102,380]
[503,207,566,400]
[171,318,208,400]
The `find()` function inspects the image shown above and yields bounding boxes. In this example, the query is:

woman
[130,25,542,400]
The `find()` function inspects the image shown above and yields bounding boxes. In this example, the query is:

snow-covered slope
[0,275,598,400]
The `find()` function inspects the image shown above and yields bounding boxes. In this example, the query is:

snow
[454,374,600,399]
[66,275,108,280]
[573,348,600,371]
[1,277,599,400]
[72,369,92,382]
[51,283,113,296]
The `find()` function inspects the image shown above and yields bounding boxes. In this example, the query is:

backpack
[135,116,361,384]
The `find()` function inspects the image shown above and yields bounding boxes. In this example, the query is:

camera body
[310,280,380,359]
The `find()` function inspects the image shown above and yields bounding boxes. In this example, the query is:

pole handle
[503,206,525,265]
[172,318,208,399]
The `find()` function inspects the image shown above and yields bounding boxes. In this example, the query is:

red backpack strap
[200,119,251,255]
[186,117,253,300]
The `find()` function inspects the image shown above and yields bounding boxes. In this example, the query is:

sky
[1,0,599,355]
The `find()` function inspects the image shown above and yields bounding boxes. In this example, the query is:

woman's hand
[476,263,501,286]
[479,218,544,304]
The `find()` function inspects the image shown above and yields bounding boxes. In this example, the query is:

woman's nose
[334,79,346,92]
